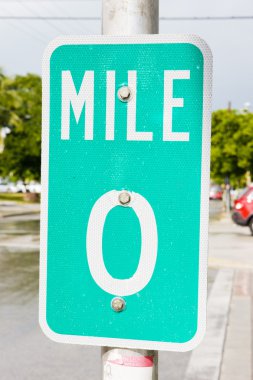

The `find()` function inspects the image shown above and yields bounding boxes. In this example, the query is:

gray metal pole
[102,1,159,379]
[102,0,159,35]
[102,347,158,380]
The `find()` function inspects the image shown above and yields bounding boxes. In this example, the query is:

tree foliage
[211,109,253,187]
[0,72,41,181]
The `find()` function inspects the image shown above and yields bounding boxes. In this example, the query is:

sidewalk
[182,214,253,380]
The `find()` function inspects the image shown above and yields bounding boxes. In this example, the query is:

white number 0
[86,190,158,296]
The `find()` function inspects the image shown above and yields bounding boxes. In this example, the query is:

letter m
[61,70,94,140]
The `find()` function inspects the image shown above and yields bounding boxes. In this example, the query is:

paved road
[0,200,252,379]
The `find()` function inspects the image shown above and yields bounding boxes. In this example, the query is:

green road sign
[40,35,212,351]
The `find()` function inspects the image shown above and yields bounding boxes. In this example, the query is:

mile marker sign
[40,35,212,352]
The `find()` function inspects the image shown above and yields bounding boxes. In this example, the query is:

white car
[26,182,41,193]
[8,181,27,193]
[0,182,9,193]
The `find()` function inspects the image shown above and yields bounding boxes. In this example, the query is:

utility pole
[224,176,231,213]
[102,1,159,379]
[102,0,159,35]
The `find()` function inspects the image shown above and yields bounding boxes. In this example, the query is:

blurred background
[0,0,253,379]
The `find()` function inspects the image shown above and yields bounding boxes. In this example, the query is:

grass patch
[0,193,26,202]
[0,193,41,203]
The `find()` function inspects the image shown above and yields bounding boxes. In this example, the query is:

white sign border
[40,34,212,352]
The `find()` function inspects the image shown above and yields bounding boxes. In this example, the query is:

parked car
[8,181,27,193]
[26,182,41,194]
[0,178,27,193]
[209,184,223,200]
[0,182,9,193]
[232,186,253,235]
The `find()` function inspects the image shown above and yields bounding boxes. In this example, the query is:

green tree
[211,109,253,187]
[0,73,41,181]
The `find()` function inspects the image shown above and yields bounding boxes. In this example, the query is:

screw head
[118,191,131,206]
[117,86,132,102]
[111,297,126,312]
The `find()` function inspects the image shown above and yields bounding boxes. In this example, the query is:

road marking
[209,257,253,270]
[184,269,234,380]
[0,243,39,249]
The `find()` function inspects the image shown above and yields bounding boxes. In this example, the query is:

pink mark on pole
[108,356,154,368]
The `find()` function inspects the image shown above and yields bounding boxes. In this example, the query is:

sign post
[39,1,212,379]
[102,1,159,379]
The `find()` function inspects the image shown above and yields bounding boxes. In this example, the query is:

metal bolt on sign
[118,191,131,206]
[118,86,132,102]
[111,297,126,312]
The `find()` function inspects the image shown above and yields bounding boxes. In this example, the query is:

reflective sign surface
[40,35,212,351]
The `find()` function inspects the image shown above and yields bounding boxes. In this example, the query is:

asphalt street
[0,200,252,379]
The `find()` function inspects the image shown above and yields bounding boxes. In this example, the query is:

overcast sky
[0,0,252,110]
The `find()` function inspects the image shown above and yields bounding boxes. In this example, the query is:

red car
[209,185,223,200]
[232,186,253,235]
